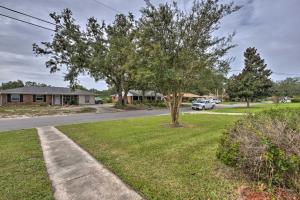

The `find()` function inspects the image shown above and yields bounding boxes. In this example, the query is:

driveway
[0,103,251,132]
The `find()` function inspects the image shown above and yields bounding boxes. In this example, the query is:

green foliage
[0,80,50,90]
[227,47,273,105]
[33,9,137,105]
[264,143,299,186]
[25,81,49,87]
[216,133,240,166]
[138,0,238,94]
[137,0,239,124]
[70,99,78,105]
[272,77,300,98]
[291,98,300,103]
[217,108,300,190]
[1,80,24,90]
[72,84,88,91]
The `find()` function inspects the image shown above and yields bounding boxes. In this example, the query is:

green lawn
[0,129,53,200]
[58,114,245,200]
[214,103,300,113]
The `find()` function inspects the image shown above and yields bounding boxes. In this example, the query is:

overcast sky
[0,0,299,90]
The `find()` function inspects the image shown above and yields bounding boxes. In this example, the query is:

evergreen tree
[227,47,272,107]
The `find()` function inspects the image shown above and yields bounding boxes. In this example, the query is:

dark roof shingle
[0,86,94,95]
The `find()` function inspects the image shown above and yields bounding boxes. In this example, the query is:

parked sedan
[211,98,222,104]
[192,100,215,110]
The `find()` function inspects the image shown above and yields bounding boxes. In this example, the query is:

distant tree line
[272,77,300,98]
[0,80,50,90]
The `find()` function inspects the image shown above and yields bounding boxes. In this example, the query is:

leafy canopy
[137,0,239,95]
[33,9,137,104]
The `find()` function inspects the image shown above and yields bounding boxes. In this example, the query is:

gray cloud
[0,0,299,90]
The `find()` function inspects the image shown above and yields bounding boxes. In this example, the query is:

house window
[36,95,44,102]
[11,94,20,102]
[85,95,90,103]
[133,96,139,101]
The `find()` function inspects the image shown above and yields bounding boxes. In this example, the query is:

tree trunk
[117,91,123,106]
[142,90,145,103]
[123,91,128,105]
[165,92,183,126]
[246,98,250,108]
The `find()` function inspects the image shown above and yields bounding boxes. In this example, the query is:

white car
[192,100,215,110]
[210,98,222,104]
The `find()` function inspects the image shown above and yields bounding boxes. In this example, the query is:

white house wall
[79,95,95,105]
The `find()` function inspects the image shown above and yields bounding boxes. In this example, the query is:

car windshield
[196,100,205,103]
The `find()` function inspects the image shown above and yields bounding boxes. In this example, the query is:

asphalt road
[0,109,174,132]
[0,103,247,132]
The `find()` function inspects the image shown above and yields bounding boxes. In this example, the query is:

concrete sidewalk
[37,126,143,200]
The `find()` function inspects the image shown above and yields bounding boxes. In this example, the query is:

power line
[0,5,55,25]
[92,0,121,13]
[229,69,300,76]
[272,72,300,76]
[0,13,55,31]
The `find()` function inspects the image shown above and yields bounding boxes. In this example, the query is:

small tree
[137,0,239,125]
[227,47,272,107]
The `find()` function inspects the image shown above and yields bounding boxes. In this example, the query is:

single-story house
[112,90,163,104]
[181,93,201,102]
[0,86,95,106]
[167,93,201,102]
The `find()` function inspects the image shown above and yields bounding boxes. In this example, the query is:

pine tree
[227,47,272,107]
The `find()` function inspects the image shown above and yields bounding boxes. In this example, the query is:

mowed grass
[214,103,300,113]
[0,129,53,200]
[58,114,244,200]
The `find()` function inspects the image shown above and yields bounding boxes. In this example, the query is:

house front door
[54,95,61,105]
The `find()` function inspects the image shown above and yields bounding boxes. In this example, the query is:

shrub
[217,108,300,190]
[70,99,78,105]
[291,98,300,103]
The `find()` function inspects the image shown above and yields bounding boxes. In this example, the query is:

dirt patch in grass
[160,123,200,129]
[237,185,300,200]
[0,105,98,118]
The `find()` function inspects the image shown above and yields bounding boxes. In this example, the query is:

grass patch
[214,103,300,113]
[0,129,53,200]
[58,114,245,200]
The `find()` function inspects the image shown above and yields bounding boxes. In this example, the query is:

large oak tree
[33,9,137,105]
